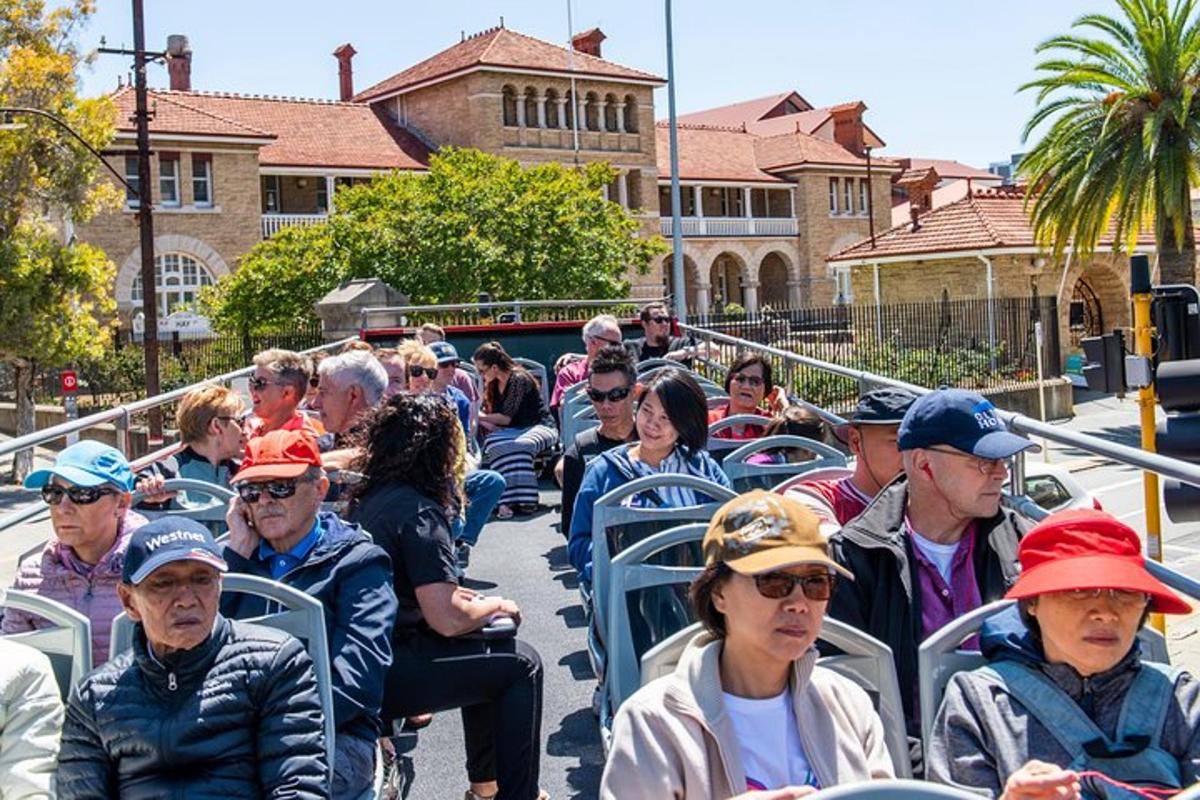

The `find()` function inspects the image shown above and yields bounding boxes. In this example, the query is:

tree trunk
[8,358,35,484]
[1158,247,1197,287]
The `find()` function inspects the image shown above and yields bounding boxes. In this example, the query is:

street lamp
[665,0,687,324]
[0,107,138,195]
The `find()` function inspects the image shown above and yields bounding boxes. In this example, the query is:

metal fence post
[114,408,130,457]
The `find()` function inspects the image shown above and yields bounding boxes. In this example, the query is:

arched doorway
[759,252,790,309]
[1069,278,1103,350]
[709,252,746,309]
[663,253,701,312]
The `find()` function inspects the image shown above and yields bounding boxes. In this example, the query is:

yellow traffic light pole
[1133,288,1165,634]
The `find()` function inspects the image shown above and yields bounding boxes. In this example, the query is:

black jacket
[827,476,1031,738]
[222,512,397,743]
[57,615,328,799]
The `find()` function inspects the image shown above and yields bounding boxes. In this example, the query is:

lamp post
[665,0,686,323]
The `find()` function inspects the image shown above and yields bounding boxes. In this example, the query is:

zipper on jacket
[168,671,177,691]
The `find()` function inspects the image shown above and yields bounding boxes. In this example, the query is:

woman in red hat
[927,509,1197,799]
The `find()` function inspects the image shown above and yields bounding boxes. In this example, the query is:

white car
[1008,462,1101,513]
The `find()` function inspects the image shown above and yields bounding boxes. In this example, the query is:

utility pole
[665,0,686,324]
[99,0,170,445]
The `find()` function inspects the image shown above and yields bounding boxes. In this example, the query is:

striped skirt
[482,424,557,507]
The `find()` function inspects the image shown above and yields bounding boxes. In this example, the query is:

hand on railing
[134,474,176,506]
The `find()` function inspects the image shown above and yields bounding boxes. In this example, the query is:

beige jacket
[0,639,63,799]
[601,634,894,799]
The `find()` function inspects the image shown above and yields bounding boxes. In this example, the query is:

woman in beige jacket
[600,491,895,799]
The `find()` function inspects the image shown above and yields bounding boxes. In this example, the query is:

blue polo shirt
[257,518,323,579]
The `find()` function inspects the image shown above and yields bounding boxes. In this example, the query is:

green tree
[0,0,119,480]
[204,147,666,333]
[1019,0,1200,285]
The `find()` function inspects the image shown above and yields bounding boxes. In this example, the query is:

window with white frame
[158,154,180,206]
[834,266,853,304]
[828,178,838,214]
[192,154,213,207]
[123,155,141,207]
[131,253,216,317]
[858,179,869,216]
[842,179,853,216]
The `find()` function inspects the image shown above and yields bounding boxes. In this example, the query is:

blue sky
[68,0,1105,167]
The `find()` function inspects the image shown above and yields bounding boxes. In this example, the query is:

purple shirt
[551,358,589,409]
[907,518,983,642]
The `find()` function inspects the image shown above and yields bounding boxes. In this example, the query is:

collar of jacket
[133,613,231,689]
[176,445,239,475]
[46,519,137,578]
[660,632,824,792]
[255,511,368,572]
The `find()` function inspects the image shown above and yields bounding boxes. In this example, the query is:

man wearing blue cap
[3,440,146,664]
[57,516,328,797]
[827,388,1038,767]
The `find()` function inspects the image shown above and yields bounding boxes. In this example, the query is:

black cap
[122,516,228,585]
[834,387,918,443]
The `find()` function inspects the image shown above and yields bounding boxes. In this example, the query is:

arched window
[544,88,560,128]
[131,252,216,317]
[585,92,600,131]
[501,85,518,127]
[604,93,619,132]
[623,94,638,133]
[523,87,539,128]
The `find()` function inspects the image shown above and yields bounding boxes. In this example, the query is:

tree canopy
[1019,0,1200,285]
[204,147,667,333]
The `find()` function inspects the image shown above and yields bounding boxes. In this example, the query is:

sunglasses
[752,570,837,601]
[731,373,765,387]
[589,336,623,348]
[587,385,632,403]
[408,365,438,380]
[249,376,284,392]
[236,479,306,504]
[41,484,117,506]
[648,315,671,324]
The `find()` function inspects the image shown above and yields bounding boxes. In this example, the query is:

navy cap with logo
[898,387,1040,459]
[122,516,228,585]
[429,341,459,366]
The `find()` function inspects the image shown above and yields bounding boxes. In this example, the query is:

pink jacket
[2,510,147,665]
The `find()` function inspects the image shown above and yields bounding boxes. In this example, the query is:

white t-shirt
[908,526,960,585]
[722,688,819,792]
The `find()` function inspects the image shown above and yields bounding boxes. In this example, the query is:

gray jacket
[927,606,1200,797]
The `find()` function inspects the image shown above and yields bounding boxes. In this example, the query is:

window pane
[828,178,837,213]
[124,155,140,204]
[192,157,211,205]
[159,157,179,204]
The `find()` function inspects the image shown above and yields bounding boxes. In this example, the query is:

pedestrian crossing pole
[1131,254,1165,634]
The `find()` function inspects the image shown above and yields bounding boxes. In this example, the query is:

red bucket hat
[1005,509,1191,614]
[234,429,323,484]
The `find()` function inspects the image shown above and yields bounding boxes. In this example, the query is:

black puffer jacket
[57,615,328,799]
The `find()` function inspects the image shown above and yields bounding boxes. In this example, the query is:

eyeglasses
[408,365,438,380]
[41,484,116,506]
[927,447,1008,475]
[1054,588,1151,607]
[249,376,284,392]
[587,385,632,403]
[752,570,837,601]
[731,373,764,387]
[648,316,671,325]
[589,335,623,348]
[236,479,307,504]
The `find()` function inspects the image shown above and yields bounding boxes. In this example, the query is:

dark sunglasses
[752,571,837,601]
[587,385,632,403]
[408,365,438,380]
[236,479,305,504]
[648,315,671,324]
[731,373,765,387]
[41,484,116,506]
[249,376,284,392]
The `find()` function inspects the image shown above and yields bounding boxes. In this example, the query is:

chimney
[334,43,357,102]
[166,35,192,92]
[829,102,866,156]
[571,28,606,58]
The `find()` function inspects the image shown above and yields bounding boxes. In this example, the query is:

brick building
[76,25,900,321]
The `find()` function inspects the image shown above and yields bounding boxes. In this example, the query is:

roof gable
[353,27,663,102]
[675,91,812,129]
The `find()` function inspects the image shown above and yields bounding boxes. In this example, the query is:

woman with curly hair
[347,394,546,800]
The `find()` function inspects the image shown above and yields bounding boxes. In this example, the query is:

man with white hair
[550,313,624,417]
[311,349,388,470]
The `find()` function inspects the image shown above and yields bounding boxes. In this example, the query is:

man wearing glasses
[222,429,397,799]
[247,348,320,438]
[827,388,1038,768]
[3,440,145,664]
[625,301,694,363]
[550,313,624,416]
[559,345,638,536]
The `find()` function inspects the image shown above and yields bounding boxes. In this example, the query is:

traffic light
[1081,330,1126,395]
[1155,358,1200,523]
[1152,284,1200,363]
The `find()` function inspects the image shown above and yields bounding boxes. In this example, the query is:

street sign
[60,370,77,394]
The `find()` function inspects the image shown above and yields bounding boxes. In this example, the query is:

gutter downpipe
[977,253,997,371]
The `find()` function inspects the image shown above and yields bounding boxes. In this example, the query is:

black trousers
[383,630,544,800]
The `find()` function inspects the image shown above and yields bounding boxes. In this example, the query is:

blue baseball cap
[122,516,228,585]
[429,341,459,365]
[898,388,1040,459]
[23,440,134,492]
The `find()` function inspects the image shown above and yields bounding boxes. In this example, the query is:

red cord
[1074,770,1180,798]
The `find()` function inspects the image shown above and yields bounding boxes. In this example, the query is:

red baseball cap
[1005,509,1191,614]
[234,430,323,484]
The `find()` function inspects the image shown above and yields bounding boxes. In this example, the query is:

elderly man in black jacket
[57,516,328,799]
[828,388,1037,772]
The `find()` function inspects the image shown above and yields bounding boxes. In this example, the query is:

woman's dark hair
[639,367,709,455]
[347,393,463,514]
[472,341,516,372]
[590,344,636,386]
[764,405,827,443]
[724,353,774,395]
[690,562,732,638]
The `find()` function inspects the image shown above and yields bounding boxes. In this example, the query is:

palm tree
[1020,0,1200,286]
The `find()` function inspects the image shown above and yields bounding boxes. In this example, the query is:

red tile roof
[353,26,664,102]
[655,124,787,183]
[900,157,999,182]
[830,188,1153,262]
[112,88,431,171]
[675,91,809,128]
[753,129,878,170]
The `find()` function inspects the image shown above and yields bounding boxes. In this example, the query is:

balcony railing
[261,213,328,239]
[659,216,799,237]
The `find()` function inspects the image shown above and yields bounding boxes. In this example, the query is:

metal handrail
[681,323,1200,489]
[359,296,666,327]
[0,337,355,462]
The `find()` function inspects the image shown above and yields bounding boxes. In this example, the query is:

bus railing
[360,297,667,327]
